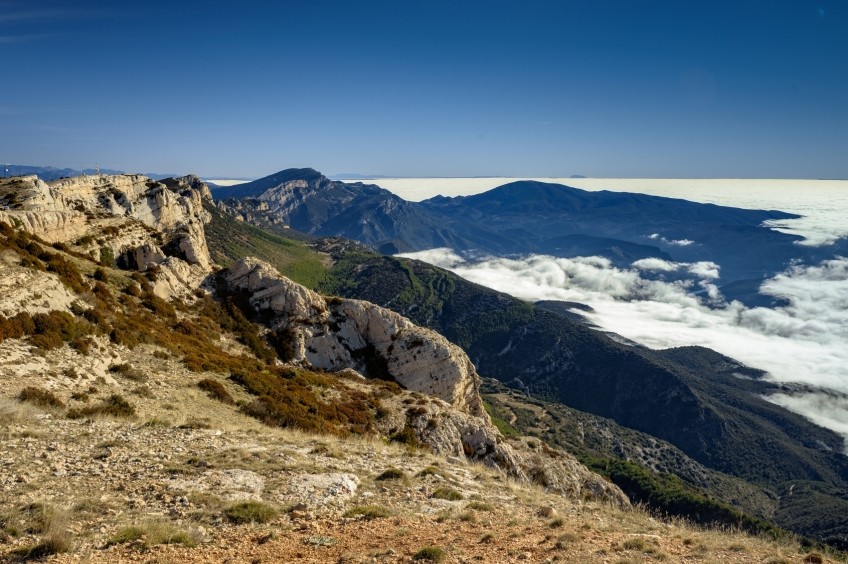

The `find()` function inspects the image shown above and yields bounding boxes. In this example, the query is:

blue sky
[1,0,846,178]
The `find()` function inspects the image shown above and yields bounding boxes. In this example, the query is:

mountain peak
[210,167,328,199]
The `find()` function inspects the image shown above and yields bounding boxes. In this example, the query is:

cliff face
[0,174,213,297]
[221,257,484,418]
[0,174,211,267]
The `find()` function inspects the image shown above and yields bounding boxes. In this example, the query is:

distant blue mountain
[212,167,848,306]
[2,164,174,181]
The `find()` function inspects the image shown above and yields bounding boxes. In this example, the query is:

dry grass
[106,519,199,549]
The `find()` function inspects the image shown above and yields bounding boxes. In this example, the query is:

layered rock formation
[219,257,628,505]
[221,257,483,418]
[0,173,213,297]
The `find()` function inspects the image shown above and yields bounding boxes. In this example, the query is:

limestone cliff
[221,257,484,419]
[0,173,213,297]
[218,257,628,505]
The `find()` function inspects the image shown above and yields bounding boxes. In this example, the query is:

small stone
[537,506,557,518]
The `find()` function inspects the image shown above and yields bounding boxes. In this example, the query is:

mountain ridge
[214,168,843,297]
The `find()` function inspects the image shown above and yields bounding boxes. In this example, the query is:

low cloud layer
[647,233,694,246]
[401,248,848,443]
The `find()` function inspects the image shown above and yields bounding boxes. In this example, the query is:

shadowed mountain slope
[205,191,848,546]
[214,169,848,293]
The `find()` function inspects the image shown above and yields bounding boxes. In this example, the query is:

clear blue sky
[1,0,846,178]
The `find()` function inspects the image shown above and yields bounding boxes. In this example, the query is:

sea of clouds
[401,247,848,444]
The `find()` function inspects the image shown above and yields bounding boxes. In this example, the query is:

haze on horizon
[2,1,846,179]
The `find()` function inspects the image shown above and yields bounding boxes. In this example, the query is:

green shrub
[466,501,493,512]
[45,254,87,294]
[223,501,278,524]
[413,546,446,562]
[230,367,378,436]
[431,487,463,501]
[376,468,407,481]
[99,246,115,267]
[9,534,71,559]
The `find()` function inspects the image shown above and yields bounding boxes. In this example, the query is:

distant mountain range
[2,164,173,181]
[214,168,848,305]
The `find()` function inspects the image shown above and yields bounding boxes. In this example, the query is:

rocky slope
[216,257,627,503]
[204,193,848,546]
[0,172,653,560]
[318,249,848,545]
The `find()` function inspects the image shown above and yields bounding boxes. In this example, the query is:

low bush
[223,501,277,524]
[231,367,378,436]
[413,546,446,562]
[18,387,65,408]
[431,487,463,501]
[375,468,407,481]
[342,505,391,520]
[9,533,71,559]
[106,521,197,548]
[197,378,235,404]
[67,394,135,419]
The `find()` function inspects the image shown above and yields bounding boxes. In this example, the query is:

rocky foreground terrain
[0,174,841,562]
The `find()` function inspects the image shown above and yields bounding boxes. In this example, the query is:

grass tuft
[223,501,278,524]
[431,486,463,501]
[342,505,392,520]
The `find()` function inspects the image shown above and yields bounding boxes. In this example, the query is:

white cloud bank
[400,248,848,443]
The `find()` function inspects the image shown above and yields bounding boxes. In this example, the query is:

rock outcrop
[221,257,483,419]
[0,173,213,297]
[218,258,629,505]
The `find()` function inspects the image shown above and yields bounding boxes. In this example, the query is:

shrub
[9,534,71,559]
[18,387,65,408]
[197,378,235,404]
[413,546,446,562]
[28,310,93,351]
[67,394,135,419]
[623,538,646,550]
[466,501,493,512]
[109,363,148,382]
[0,312,35,341]
[389,424,421,448]
[223,501,278,524]
[99,246,115,267]
[375,468,407,481]
[431,487,463,501]
[230,367,378,436]
[342,505,391,520]
[45,254,87,294]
